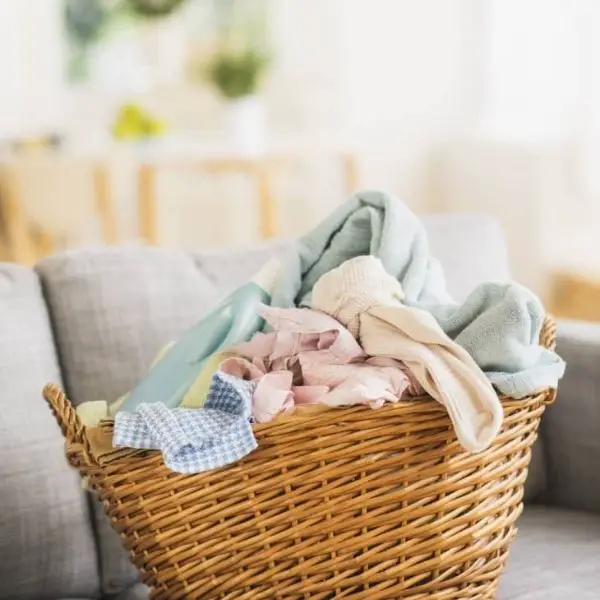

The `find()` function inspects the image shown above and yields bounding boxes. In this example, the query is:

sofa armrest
[541,319,600,513]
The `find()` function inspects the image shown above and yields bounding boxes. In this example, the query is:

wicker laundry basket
[44,319,557,600]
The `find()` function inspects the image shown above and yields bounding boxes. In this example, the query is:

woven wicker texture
[44,319,557,600]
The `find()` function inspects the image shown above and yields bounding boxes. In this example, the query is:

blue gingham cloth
[113,372,258,473]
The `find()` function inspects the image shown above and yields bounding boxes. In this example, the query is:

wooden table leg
[138,164,157,245]
[257,163,277,239]
[32,227,56,258]
[0,170,37,265]
[94,166,118,244]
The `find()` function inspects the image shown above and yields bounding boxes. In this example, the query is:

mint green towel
[272,189,451,308]
[270,190,565,398]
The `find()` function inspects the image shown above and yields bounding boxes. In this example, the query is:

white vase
[223,96,267,153]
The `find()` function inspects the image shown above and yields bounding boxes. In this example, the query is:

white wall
[268,0,484,211]
[124,0,487,244]
[0,0,482,177]
[336,0,483,210]
[433,0,600,295]
[0,0,65,139]
[480,0,579,142]
[0,0,487,247]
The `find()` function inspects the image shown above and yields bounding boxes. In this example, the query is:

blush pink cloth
[220,304,417,422]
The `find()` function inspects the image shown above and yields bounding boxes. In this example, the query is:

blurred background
[0,0,598,317]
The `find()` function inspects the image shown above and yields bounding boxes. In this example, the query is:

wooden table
[134,140,359,245]
[0,155,117,265]
[0,135,359,263]
[550,270,600,322]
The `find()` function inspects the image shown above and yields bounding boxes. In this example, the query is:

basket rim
[58,387,552,478]
[44,316,557,472]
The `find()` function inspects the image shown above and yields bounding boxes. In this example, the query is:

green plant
[205,48,269,99]
[65,0,112,82]
[65,0,109,44]
[126,0,186,18]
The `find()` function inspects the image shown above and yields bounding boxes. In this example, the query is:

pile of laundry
[76,191,565,474]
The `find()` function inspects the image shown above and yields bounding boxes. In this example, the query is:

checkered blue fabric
[113,372,258,473]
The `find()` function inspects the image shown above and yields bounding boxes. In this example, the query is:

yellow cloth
[76,400,109,427]
[180,351,233,408]
[152,341,175,366]
[107,393,128,418]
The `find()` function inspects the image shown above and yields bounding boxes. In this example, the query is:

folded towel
[271,190,565,397]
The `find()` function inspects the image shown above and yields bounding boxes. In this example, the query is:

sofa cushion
[114,583,151,600]
[37,246,221,596]
[0,265,99,600]
[192,238,292,295]
[499,506,600,599]
[541,319,600,513]
[422,213,511,301]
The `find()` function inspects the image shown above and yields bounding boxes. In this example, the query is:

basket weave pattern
[44,320,557,599]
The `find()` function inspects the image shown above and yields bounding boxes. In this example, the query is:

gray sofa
[0,213,598,600]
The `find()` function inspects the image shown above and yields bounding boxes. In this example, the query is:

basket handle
[43,383,95,468]
[540,316,557,352]
[540,316,558,405]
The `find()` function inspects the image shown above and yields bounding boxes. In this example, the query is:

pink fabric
[221,304,417,422]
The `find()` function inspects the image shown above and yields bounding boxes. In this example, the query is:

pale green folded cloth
[270,190,565,398]
[271,189,451,309]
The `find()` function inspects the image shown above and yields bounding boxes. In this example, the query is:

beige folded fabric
[312,255,503,452]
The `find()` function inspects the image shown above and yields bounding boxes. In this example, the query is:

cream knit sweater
[312,256,503,452]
